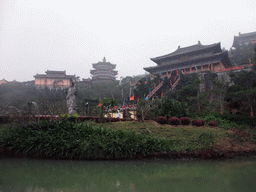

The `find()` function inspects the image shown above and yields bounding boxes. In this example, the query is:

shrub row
[189,112,256,127]
[0,115,134,124]
[156,116,218,127]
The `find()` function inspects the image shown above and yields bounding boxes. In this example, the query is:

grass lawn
[86,120,228,141]
[84,120,256,155]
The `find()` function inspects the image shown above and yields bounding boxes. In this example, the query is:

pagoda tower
[90,57,118,82]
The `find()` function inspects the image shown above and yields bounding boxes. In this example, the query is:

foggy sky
[0,0,255,82]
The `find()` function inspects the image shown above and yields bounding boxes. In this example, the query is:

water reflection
[0,158,256,191]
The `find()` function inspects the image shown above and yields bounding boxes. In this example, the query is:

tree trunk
[220,92,224,114]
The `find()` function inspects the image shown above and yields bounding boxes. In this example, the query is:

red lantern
[129,105,132,108]
[115,107,118,109]
[122,106,125,108]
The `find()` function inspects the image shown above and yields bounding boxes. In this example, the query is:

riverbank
[1,120,256,160]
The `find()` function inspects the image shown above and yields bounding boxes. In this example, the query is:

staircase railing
[145,74,172,100]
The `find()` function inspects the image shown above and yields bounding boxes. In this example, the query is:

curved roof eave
[145,51,228,73]
[150,42,221,64]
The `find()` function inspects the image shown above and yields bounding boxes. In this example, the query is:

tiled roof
[45,70,66,74]
[34,70,75,79]
[144,51,230,73]
[237,31,256,37]
[232,31,256,47]
[151,42,221,64]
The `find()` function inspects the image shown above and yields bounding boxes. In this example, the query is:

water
[0,158,256,192]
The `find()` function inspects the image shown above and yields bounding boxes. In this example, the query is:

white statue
[66,78,77,114]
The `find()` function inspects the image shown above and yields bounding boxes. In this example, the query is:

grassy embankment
[0,119,256,160]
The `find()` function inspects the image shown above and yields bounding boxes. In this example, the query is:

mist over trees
[0,74,146,116]
[1,45,256,118]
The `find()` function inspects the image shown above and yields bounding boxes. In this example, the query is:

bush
[208,121,218,127]
[169,117,181,125]
[180,117,190,125]
[157,116,167,124]
[192,119,204,127]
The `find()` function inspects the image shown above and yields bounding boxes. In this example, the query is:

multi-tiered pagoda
[90,57,118,82]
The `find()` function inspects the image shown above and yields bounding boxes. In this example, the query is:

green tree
[175,73,207,113]
[230,43,255,65]
[228,70,256,116]
[153,97,188,118]
[209,72,229,113]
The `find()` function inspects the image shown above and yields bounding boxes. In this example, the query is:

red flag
[161,91,163,97]
[174,76,176,81]
[176,69,178,76]
[212,63,215,72]
[97,103,102,107]
[130,95,134,100]
[154,84,156,88]
[190,67,192,72]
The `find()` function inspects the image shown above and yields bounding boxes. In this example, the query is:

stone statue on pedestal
[66,78,77,114]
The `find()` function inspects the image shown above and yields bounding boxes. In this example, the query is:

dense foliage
[0,120,172,159]
[0,120,220,159]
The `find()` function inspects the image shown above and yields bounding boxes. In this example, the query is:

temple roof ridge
[151,42,220,62]
[237,31,256,37]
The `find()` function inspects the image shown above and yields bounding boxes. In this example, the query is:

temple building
[90,57,118,83]
[34,70,75,89]
[232,31,256,48]
[0,79,8,85]
[143,41,232,97]
[144,41,231,76]
[0,79,20,85]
